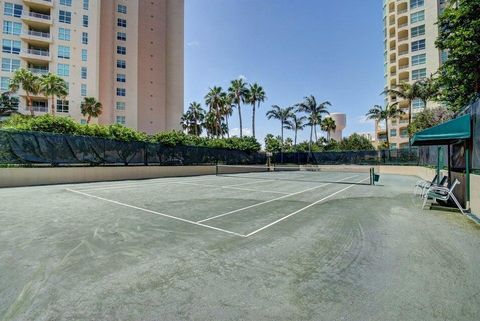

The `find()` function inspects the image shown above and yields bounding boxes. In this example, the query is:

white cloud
[230,127,252,137]
[186,41,199,47]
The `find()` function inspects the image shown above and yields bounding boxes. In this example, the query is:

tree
[296,95,331,151]
[407,107,454,136]
[264,134,282,153]
[228,78,248,138]
[80,97,103,124]
[338,133,375,151]
[436,0,480,112]
[416,75,439,107]
[290,113,307,146]
[383,82,421,129]
[320,117,337,140]
[0,92,19,117]
[205,86,224,137]
[9,68,41,116]
[266,105,294,147]
[181,102,205,136]
[39,73,68,116]
[245,83,266,139]
[220,94,233,138]
[365,103,404,149]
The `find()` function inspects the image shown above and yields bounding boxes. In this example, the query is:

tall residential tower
[380,0,447,148]
[0,0,183,134]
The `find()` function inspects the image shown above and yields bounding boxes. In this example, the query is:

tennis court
[1,167,480,321]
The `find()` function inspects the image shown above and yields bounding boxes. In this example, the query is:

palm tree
[181,102,206,136]
[383,82,421,128]
[39,73,68,116]
[0,92,19,117]
[204,110,218,138]
[245,83,266,138]
[321,117,337,140]
[228,78,248,138]
[365,103,404,149]
[296,95,331,150]
[290,113,307,146]
[416,76,438,107]
[205,86,224,137]
[9,68,41,116]
[219,94,233,138]
[266,105,295,146]
[80,97,103,124]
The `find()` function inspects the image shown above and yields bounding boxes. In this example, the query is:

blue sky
[184,0,384,143]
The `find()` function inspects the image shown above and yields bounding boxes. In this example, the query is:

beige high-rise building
[379,0,447,149]
[0,0,183,134]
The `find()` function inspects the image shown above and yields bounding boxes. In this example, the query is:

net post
[215,161,219,176]
[370,168,374,186]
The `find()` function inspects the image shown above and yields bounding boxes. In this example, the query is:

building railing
[25,30,50,38]
[29,68,49,74]
[398,22,408,28]
[24,12,51,21]
[24,49,50,57]
[398,50,409,55]
[397,9,408,14]
[398,36,408,42]
[399,64,409,69]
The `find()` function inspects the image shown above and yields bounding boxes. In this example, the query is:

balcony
[22,12,52,28]
[29,67,49,75]
[20,30,52,45]
[23,0,53,11]
[20,48,51,62]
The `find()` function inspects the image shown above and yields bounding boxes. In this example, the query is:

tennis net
[216,164,378,185]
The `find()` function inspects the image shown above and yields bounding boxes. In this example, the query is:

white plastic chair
[422,179,465,214]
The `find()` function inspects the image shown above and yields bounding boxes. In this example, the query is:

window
[116,116,126,125]
[410,0,424,9]
[4,3,22,18]
[390,143,397,149]
[117,46,126,55]
[117,19,127,28]
[411,39,425,52]
[116,102,126,110]
[411,25,425,38]
[441,50,449,64]
[412,98,425,109]
[82,49,88,62]
[59,11,72,24]
[80,119,87,125]
[390,129,397,137]
[411,53,426,66]
[117,74,126,83]
[2,39,21,55]
[32,100,48,112]
[81,84,87,96]
[1,58,20,72]
[60,0,72,6]
[59,28,71,41]
[411,10,425,23]
[117,32,126,41]
[83,0,89,10]
[412,68,426,80]
[3,21,22,35]
[117,60,126,69]
[57,63,70,77]
[58,45,70,59]
[118,5,127,14]
[82,32,88,44]
[57,100,69,113]
[83,15,89,27]
[117,88,126,96]
[81,67,87,79]
[400,128,409,137]
[1,77,10,91]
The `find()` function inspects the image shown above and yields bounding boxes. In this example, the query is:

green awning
[412,114,471,146]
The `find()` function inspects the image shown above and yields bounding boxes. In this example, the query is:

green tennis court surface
[1,171,479,320]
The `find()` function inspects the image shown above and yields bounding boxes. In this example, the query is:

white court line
[196,175,359,223]
[73,176,224,192]
[65,188,246,238]
[172,181,290,195]
[244,177,370,237]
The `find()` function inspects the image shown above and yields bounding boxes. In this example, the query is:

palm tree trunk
[281,122,284,164]
[314,124,318,141]
[26,94,34,116]
[51,95,55,116]
[87,115,92,124]
[408,100,412,148]
[226,114,230,138]
[309,125,313,153]
[385,118,389,149]
[238,103,243,138]
[294,128,298,146]
[252,103,256,138]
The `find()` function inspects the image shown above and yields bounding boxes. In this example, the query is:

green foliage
[337,133,375,151]
[264,134,282,153]
[407,107,454,136]
[436,0,480,112]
